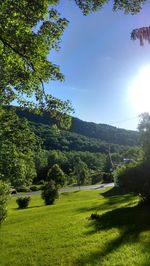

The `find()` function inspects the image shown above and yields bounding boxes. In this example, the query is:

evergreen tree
[47,164,65,187]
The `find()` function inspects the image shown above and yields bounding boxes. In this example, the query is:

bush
[0,181,10,225]
[16,196,31,209]
[41,180,58,205]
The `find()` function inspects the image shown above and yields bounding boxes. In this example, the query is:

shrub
[41,180,58,205]
[0,181,10,225]
[16,196,31,209]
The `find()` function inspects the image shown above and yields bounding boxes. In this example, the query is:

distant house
[123,158,133,164]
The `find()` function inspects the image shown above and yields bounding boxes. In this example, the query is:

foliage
[123,146,143,161]
[91,172,103,184]
[15,107,139,151]
[0,0,74,126]
[47,164,66,187]
[30,185,43,191]
[114,160,150,201]
[16,186,31,192]
[35,147,142,185]
[103,172,114,183]
[73,157,89,185]
[16,196,31,209]
[0,181,10,225]
[0,108,39,187]
[138,113,150,162]
[0,0,147,124]
[75,0,146,15]
[131,26,150,46]
[34,150,49,182]
[41,180,58,205]
[114,113,150,203]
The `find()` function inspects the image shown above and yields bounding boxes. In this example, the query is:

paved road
[12,183,114,197]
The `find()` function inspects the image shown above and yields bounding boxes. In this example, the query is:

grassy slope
[1,189,150,266]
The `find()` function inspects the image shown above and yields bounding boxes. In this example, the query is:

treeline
[30,122,133,153]
[35,150,108,185]
[14,107,139,146]
[35,147,142,186]
[1,107,142,190]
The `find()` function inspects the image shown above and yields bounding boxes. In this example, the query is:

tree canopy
[75,0,146,15]
[0,109,40,187]
[0,0,148,114]
[0,0,73,128]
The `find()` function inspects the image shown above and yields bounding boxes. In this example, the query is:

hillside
[14,107,139,150]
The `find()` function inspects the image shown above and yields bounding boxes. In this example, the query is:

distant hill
[6,106,139,154]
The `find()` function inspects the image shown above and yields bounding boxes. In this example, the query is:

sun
[129,66,150,114]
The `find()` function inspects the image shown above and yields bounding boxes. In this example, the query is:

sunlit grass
[1,188,150,266]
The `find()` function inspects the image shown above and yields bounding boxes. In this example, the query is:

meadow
[1,188,150,266]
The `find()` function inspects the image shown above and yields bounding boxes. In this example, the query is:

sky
[45,1,150,131]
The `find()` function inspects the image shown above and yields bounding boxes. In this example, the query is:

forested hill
[71,118,139,146]
[14,107,139,147]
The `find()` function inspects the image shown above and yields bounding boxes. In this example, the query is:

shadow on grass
[76,205,150,265]
[14,205,43,210]
[101,186,127,197]
[75,187,136,214]
[61,190,80,196]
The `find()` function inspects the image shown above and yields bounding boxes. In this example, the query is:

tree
[0,181,10,225]
[138,113,150,162]
[114,113,150,205]
[73,157,89,186]
[1,1,147,109]
[47,164,66,187]
[0,0,73,128]
[0,108,40,187]
[75,0,146,15]
[41,180,58,205]
[1,0,147,127]
[75,1,149,46]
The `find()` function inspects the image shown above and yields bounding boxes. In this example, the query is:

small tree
[0,181,10,225]
[47,164,66,187]
[73,158,89,186]
[41,180,58,205]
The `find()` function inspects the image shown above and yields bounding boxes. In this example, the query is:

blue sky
[45,1,150,130]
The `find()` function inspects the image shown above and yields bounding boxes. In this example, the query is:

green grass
[1,188,150,266]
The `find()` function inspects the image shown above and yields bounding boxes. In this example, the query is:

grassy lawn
[1,188,150,266]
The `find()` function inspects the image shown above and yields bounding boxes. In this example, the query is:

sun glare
[129,66,150,114]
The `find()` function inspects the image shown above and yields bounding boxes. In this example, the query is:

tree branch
[0,36,46,93]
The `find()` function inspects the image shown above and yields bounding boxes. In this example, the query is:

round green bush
[16,196,31,209]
